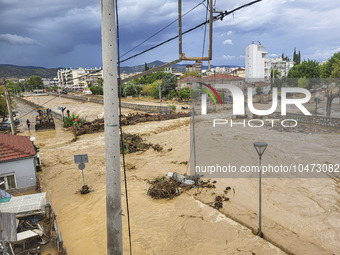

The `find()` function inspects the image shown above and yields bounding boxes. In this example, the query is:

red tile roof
[0,134,36,163]
[201,73,243,81]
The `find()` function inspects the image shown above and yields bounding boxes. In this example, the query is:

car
[0,119,20,131]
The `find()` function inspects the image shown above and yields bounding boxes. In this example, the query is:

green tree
[161,73,177,97]
[141,84,152,96]
[26,75,43,90]
[0,86,7,116]
[144,62,149,71]
[330,59,340,78]
[179,87,191,100]
[320,52,340,78]
[97,78,103,87]
[151,80,161,99]
[288,60,320,79]
[123,83,137,96]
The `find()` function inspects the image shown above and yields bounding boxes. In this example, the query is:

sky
[0,0,340,68]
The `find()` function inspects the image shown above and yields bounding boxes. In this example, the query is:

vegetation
[63,112,86,128]
[179,71,201,80]
[178,87,190,100]
[288,60,320,79]
[0,64,59,79]
[26,75,44,90]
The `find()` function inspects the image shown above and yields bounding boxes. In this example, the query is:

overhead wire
[119,0,262,64]
[115,0,133,254]
[120,0,207,59]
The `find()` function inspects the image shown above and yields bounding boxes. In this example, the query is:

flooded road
[12,97,340,255]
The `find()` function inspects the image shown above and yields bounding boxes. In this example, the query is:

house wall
[0,158,36,191]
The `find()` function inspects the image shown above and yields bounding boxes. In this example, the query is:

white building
[245,41,294,81]
[245,41,267,81]
[57,67,103,90]
[265,58,294,78]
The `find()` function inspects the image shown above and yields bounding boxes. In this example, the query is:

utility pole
[100,1,123,254]
[2,78,16,135]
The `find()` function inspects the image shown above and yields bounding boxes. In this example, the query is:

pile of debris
[121,133,163,153]
[147,177,180,200]
[147,173,216,200]
[71,112,190,136]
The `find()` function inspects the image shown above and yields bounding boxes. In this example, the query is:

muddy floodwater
[13,96,340,254]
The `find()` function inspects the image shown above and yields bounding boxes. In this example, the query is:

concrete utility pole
[2,78,16,135]
[100,0,123,254]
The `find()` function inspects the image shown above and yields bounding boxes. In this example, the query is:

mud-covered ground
[14,97,340,255]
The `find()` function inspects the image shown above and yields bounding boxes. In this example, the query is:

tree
[179,87,191,100]
[0,86,7,116]
[144,62,150,71]
[320,52,340,78]
[141,84,152,96]
[97,78,103,87]
[26,75,43,90]
[293,48,301,65]
[151,80,162,99]
[271,69,281,79]
[288,60,320,79]
[161,73,177,97]
[123,82,137,96]
[330,59,340,78]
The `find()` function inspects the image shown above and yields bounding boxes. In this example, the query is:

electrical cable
[119,0,262,64]
[16,95,58,120]
[115,0,133,254]
[120,0,206,59]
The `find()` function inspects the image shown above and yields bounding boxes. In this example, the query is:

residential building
[245,41,267,81]
[0,134,39,193]
[245,41,294,81]
[265,58,294,78]
[57,67,103,90]
[230,68,245,78]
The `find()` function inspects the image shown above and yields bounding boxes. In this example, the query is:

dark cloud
[0,0,339,68]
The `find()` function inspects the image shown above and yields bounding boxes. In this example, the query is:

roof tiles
[0,134,36,163]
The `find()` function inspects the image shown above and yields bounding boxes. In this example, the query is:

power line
[119,0,262,64]
[17,95,58,121]
[120,0,206,59]
[115,0,133,254]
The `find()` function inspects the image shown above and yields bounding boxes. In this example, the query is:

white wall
[0,158,36,190]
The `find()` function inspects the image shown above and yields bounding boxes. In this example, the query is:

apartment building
[57,67,103,90]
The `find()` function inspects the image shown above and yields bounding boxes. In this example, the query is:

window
[0,174,17,190]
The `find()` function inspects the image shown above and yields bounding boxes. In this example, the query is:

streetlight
[253,141,267,238]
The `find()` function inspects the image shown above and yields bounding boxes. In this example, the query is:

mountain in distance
[0,60,243,79]
[0,64,61,79]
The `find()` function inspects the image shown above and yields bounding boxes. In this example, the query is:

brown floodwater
[13,97,340,255]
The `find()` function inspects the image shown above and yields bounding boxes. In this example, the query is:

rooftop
[0,134,36,163]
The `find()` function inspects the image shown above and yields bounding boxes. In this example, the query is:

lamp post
[253,141,267,238]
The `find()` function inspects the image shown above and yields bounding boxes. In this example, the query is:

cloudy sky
[0,0,339,68]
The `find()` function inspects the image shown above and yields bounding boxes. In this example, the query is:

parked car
[0,118,20,131]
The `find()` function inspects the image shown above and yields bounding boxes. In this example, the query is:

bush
[168,105,176,111]
[167,90,178,100]
[63,112,86,128]
[179,87,191,100]
[141,84,152,96]
[123,83,137,96]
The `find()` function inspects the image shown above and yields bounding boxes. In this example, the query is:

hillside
[0,64,60,79]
